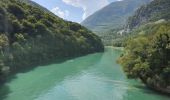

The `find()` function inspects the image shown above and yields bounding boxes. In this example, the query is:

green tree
[7,4,25,19]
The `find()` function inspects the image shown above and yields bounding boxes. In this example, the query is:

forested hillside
[19,0,54,15]
[0,0,104,82]
[119,0,170,94]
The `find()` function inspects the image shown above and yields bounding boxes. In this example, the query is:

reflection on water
[0,47,169,100]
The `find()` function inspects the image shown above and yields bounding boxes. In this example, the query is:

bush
[7,4,25,19]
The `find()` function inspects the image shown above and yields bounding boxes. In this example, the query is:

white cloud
[51,7,69,19]
[62,0,109,20]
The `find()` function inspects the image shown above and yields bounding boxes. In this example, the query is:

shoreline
[105,46,124,51]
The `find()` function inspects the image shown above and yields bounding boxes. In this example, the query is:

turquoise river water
[0,47,169,100]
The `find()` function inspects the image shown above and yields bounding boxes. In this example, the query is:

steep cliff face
[127,0,170,29]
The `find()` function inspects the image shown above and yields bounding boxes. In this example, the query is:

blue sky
[31,0,122,23]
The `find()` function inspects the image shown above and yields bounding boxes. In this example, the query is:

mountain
[127,0,170,29]
[0,0,104,81]
[119,0,170,94]
[81,0,151,33]
[19,0,55,15]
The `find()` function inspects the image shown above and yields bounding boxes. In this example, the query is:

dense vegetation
[119,21,170,93]
[0,0,104,82]
[119,0,170,94]
[81,0,151,45]
[98,28,129,46]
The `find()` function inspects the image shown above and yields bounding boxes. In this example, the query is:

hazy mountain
[81,0,151,33]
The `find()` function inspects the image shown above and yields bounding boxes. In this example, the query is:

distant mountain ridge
[81,0,151,33]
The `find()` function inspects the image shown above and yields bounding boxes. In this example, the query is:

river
[0,47,169,100]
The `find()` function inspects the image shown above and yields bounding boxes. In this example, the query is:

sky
[31,0,122,23]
